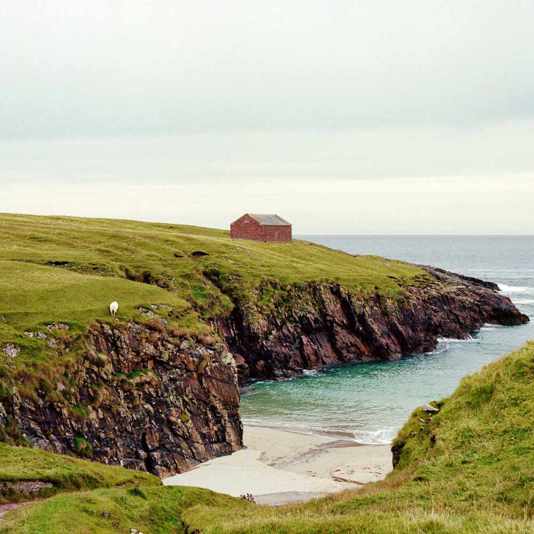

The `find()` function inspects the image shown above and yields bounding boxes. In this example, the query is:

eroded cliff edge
[0,322,242,478]
[214,267,529,383]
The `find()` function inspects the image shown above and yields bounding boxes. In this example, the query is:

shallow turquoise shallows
[240,235,534,443]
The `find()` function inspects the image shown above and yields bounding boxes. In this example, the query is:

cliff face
[2,217,530,480]
[0,321,242,477]
[216,267,529,383]
[0,266,528,477]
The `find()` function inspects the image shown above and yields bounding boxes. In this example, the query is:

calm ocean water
[240,236,534,444]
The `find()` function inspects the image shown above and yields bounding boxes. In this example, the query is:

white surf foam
[437,336,480,344]
[480,323,506,331]
[498,284,532,295]
[352,428,396,445]
[425,344,449,355]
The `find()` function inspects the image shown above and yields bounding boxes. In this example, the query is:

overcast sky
[2,1,533,233]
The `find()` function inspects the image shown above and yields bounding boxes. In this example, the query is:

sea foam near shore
[352,428,396,445]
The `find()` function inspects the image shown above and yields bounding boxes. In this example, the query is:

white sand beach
[164,425,392,505]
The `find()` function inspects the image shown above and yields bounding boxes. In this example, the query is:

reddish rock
[0,322,242,477]
[216,267,529,383]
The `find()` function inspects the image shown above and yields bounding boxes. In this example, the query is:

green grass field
[0,213,426,385]
[0,214,423,312]
[2,342,534,532]
[1,213,533,532]
[0,442,158,504]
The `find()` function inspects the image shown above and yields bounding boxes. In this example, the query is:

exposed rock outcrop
[0,322,242,477]
[0,480,54,502]
[216,267,529,383]
[0,265,528,476]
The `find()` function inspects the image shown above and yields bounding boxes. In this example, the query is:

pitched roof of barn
[247,214,291,226]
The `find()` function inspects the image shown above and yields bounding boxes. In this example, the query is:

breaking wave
[352,428,396,445]
[437,336,480,344]
[498,284,533,295]
[479,323,508,331]
[425,344,449,355]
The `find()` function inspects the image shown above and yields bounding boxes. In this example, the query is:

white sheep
[109,301,119,317]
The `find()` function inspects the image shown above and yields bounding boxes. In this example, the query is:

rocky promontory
[0,215,529,477]
[216,266,528,383]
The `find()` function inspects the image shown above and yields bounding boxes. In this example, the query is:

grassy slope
[3,342,534,533]
[180,341,534,533]
[0,486,243,534]
[0,213,424,530]
[0,213,424,382]
[0,213,422,309]
[0,442,158,503]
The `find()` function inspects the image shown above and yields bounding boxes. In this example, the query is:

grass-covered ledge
[3,342,534,532]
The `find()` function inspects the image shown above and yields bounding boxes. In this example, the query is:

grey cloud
[1,1,534,139]
[1,1,534,234]
[2,122,533,186]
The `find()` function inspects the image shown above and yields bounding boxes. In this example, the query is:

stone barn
[230,213,292,242]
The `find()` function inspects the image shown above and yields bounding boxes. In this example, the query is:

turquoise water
[240,236,534,444]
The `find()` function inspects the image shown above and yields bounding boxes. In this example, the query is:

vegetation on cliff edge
[0,442,158,504]
[2,341,534,532]
[0,213,425,392]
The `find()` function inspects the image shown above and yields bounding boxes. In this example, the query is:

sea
[240,236,534,444]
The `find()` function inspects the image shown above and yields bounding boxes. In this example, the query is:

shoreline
[164,425,392,505]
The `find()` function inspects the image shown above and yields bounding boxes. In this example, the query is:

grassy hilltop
[2,342,534,532]
[0,213,425,385]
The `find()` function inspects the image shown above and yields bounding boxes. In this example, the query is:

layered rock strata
[0,322,242,477]
[217,267,529,383]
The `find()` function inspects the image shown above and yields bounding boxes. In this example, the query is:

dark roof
[247,214,291,226]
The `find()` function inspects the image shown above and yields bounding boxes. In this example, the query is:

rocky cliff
[1,216,530,480]
[215,267,529,383]
[0,321,242,478]
[0,265,528,477]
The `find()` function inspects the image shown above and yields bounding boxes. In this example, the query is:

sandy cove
[164,425,392,505]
